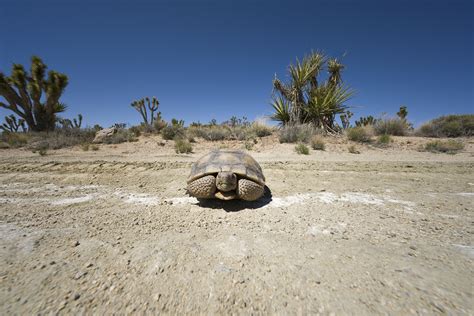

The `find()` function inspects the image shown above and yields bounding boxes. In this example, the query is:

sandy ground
[0,135,473,314]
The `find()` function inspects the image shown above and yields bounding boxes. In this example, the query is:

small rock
[409,245,417,250]
[73,293,81,300]
[73,240,80,247]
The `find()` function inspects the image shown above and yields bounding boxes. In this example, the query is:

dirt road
[1,136,473,314]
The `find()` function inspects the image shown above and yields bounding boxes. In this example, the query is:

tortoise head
[216,171,237,192]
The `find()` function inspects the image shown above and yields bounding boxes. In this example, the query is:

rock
[92,127,117,143]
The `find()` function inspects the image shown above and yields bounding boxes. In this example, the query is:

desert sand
[1,135,473,314]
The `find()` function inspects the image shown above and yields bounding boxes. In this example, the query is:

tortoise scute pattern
[187,149,266,201]
[188,150,265,186]
[238,179,264,201]
[187,175,216,198]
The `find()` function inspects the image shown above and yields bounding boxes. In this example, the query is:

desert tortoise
[187,149,265,201]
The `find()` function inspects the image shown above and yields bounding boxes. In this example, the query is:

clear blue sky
[1,0,472,127]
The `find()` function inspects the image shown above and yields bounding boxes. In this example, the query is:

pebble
[73,241,80,247]
[73,293,81,300]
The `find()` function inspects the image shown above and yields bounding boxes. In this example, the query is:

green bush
[161,125,185,140]
[310,136,325,150]
[103,129,138,144]
[346,127,372,143]
[423,140,464,154]
[0,132,29,148]
[249,123,273,137]
[377,134,391,146]
[295,143,309,155]
[279,124,314,143]
[417,115,474,138]
[153,120,167,132]
[374,118,407,136]
[188,126,231,141]
[174,139,193,153]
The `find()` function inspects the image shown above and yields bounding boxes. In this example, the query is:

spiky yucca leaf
[270,97,291,126]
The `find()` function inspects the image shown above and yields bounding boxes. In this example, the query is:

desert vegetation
[0,55,472,156]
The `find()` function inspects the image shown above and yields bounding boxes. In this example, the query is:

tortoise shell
[187,149,265,186]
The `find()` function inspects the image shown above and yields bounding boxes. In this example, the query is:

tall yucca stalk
[0,56,69,131]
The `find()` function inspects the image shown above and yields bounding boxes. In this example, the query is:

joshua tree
[397,106,408,121]
[131,96,160,125]
[1,115,27,132]
[0,56,69,131]
[339,110,353,129]
[57,114,83,129]
[354,115,378,127]
[271,51,354,132]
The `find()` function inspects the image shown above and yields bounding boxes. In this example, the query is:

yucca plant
[271,51,354,133]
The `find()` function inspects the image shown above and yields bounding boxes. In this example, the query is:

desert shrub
[153,120,167,132]
[295,143,309,155]
[27,129,96,150]
[249,123,273,137]
[374,118,407,136]
[244,141,254,150]
[348,145,360,154]
[161,125,185,140]
[103,129,137,144]
[377,134,391,146]
[188,125,230,141]
[279,124,314,143]
[310,136,325,150]
[0,132,29,148]
[346,126,372,143]
[38,148,48,156]
[423,140,464,154]
[81,143,90,151]
[175,139,193,153]
[417,115,474,138]
[91,145,99,151]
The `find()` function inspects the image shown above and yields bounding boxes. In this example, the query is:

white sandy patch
[453,244,474,258]
[265,193,314,208]
[165,197,198,205]
[51,194,96,205]
[114,192,161,205]
[307,226,331,236]
[455,193,474,197]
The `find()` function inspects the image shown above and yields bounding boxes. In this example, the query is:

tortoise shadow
[197,186,272,212]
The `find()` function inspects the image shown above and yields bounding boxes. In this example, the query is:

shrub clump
[279,124,314,143]
[374,118,408,136]
[103,129,138,144]
[295,143,309,155]
[188,126,230,141]
[348,145,360,154]
[417,115,474,138]
[423,140,464,154]
[0,132,29,148]
[310,136,325,150]
[28,129,96,149]
[346,126,372,143]
[249,123,273,138]
[161,125,185,140]
[377,134,391,147]
[174,139,193,154]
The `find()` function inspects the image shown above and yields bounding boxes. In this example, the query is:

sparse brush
[346,126,372,143]
[129,125,142,136]
[417,115,474,138]
[249,123,273,137]
[174,139,193,154]
[244,141,254,151]
[161,125,185,140]
[103,129,138,144]
[91,145,99,151]
[348,145,360,154]
[279,124,314,143]
[310,136,325,150]
[38,149,47,156]
[153,120,167,132]
[377,134,391,146]
[0,132,29,148]
[295,143,309,155]
[423,140,464,154]
[374,118,408,136]
[81,143,90,151]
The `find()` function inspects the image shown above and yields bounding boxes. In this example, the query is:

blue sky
[1,0,472,127]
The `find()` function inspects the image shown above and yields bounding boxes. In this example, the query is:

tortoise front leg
[237,179,264,201]
[187,175,216,199]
